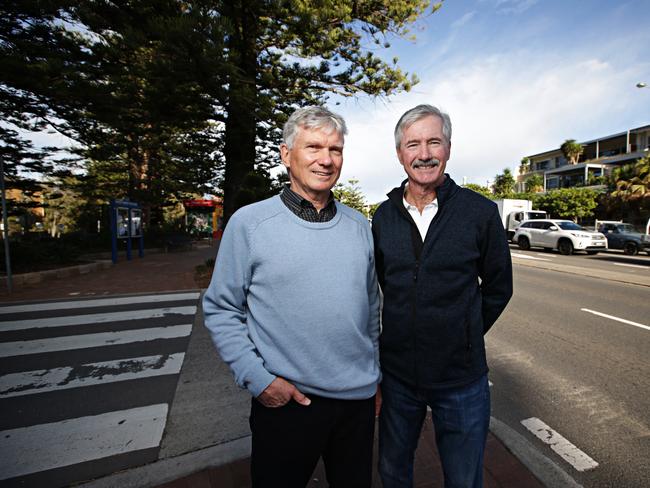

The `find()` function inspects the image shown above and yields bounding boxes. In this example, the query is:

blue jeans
[378,373,490,488]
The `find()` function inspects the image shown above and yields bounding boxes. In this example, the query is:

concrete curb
[1,260,113,289]
[490,417,583,488]
[75,436,251,488]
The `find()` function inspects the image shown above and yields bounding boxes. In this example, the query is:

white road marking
[511,253,551,261]
[0,292,200,314]
[0,353,185,398]
[0,324,192,358]
[0,403,168,480]
[521,417,598,472]
[0,306,196,332]
[611,262,647,270]
[536,253,556,258]
[581,308,650,332]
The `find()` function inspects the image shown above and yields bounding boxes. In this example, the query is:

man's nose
[417,144,432,161]
[319,150,334,165]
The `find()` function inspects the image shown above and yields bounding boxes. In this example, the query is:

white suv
[514,219,608,255]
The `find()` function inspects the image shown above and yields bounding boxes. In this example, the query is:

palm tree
[560,139,584,165]
[611,156,650,201]
[525,173,544,193]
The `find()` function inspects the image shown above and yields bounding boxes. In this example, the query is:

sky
[23,0,650,204]
[335,0,650,203]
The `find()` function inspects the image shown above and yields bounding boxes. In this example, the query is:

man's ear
[280,144,291,170]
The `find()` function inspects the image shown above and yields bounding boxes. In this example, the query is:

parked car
[514,219,608,255]
[597,221,650,256]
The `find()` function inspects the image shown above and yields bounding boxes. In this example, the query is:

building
[516,124,650,192]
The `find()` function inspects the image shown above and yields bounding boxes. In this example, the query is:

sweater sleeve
[478,205,514,333]
[202,213,276,397]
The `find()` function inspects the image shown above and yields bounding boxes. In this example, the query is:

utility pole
[0,158,12,293]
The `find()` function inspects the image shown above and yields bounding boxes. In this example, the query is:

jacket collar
[387,174,458,209]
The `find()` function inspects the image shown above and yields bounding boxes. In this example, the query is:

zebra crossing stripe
[0,403,168,480]
[0,292,201,315]
[0,306,197,332]
[0,353,185,398]
[0,324,192,358]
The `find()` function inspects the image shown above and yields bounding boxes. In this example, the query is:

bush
[0,237,86,274]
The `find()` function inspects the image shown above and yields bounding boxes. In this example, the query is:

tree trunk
[222,1,258,225]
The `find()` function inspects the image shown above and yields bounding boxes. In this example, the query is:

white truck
[494,199,547,241]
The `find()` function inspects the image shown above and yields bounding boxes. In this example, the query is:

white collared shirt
[403,193,438,241]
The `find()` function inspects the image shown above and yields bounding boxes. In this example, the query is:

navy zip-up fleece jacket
[372,175,513,389]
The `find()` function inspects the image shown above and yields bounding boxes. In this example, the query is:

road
[0,292,200,488]
[488,256,650,487]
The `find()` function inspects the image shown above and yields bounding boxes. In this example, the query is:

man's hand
[375,385,382,417]
[257,377,311,408]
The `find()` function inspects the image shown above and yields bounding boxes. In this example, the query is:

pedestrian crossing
[0,291,200,487]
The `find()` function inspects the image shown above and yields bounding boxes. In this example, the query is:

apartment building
[516,124,650,192]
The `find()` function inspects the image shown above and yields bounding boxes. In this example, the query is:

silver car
[514,219,608,255]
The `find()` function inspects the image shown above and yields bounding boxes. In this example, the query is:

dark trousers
[249,394,375,488]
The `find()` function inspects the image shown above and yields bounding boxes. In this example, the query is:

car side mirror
[549,225,558,231]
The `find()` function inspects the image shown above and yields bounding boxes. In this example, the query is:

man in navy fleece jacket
[372,104,513,488]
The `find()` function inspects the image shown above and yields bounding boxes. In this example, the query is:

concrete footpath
[0,243,612,488]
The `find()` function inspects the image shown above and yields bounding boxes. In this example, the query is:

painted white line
[0,324,192,358]
[0,403,168,480]
[0,306,196,332]
[0,292,200,314]
[612,262,647,270]
[536,253,556,258]
[0,353,185,398]
[521,417,598,472]
[511,253,551,261]
[581,308,650,332]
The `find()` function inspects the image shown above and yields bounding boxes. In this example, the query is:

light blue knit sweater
[203,195,380,400]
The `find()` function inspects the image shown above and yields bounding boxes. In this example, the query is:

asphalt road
[488,262,650,487]
[509,243,650,277]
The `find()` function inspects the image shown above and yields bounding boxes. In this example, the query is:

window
[558,221,583,231]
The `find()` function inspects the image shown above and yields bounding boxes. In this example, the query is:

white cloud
[338,47,649,203]
[491,0,539,14]
[451,11,477,29]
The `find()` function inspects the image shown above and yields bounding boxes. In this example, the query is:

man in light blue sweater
[203,106,381,487]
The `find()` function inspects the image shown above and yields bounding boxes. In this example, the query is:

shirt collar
[402,183,438,211]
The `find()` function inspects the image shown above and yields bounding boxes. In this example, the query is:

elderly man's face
[397,115,450,189]
[280,126,343,202]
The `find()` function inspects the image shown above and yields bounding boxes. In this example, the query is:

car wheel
[517,236,530,250]
[586,251,599,255]
[558,239,574,255]
[623,242,638,255]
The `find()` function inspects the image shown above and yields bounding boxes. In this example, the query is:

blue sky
[337,0,650,202]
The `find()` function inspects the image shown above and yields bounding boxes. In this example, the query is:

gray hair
[283,106,347,149]
[394,104,452,149]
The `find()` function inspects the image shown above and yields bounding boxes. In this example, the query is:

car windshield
[557,221,583,231]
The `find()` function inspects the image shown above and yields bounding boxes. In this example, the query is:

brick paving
[0,242,216,302]
[157,415,544,488]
